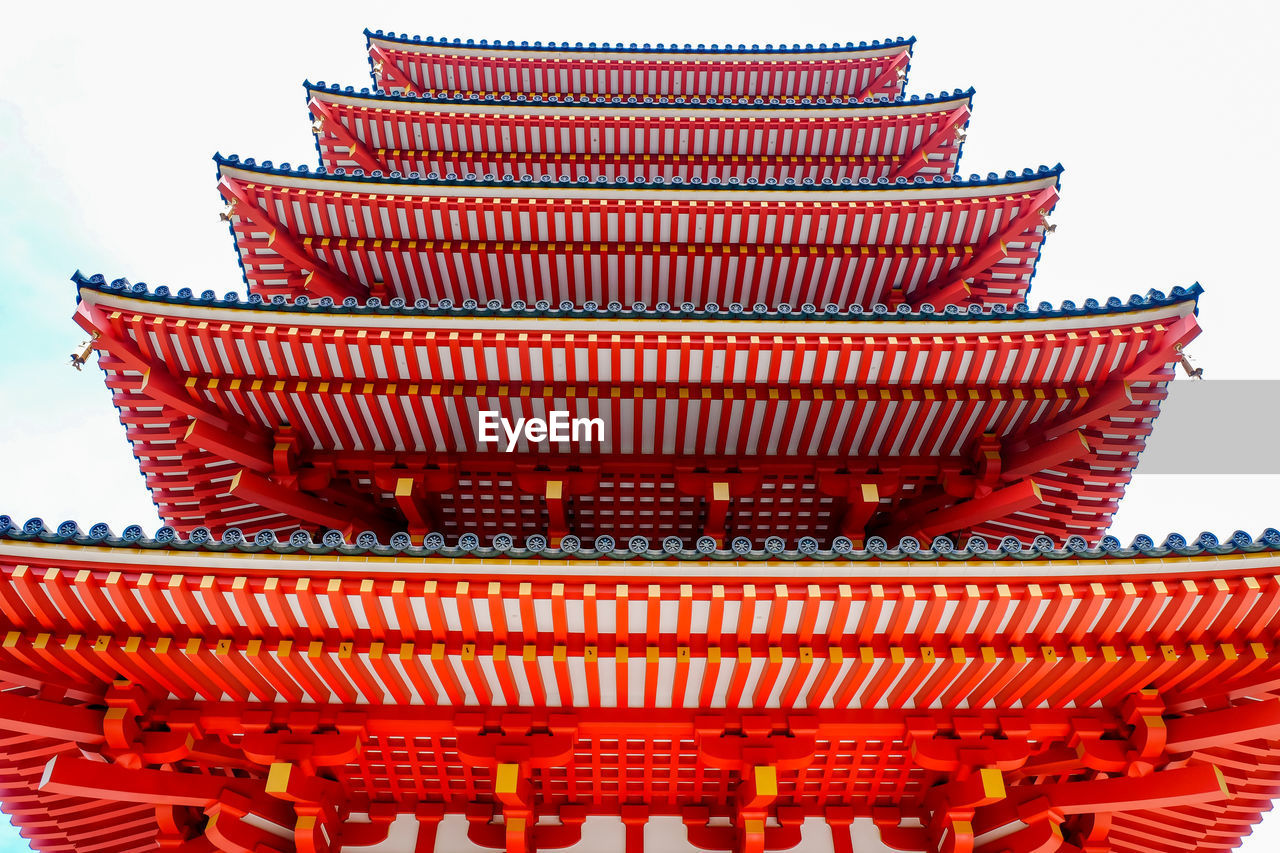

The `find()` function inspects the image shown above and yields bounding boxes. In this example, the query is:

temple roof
[3,524,1280,853]
[364,31,917,55]
[214,157,1061,310]
[306,83,972,186]
[76,271,1198,322]
[307,80,969,111]
[365,32,914,101]
[307,81,967,186]
[16,28,1262,853]
[72,276,1199,548]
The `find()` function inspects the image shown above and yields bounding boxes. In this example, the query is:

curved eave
[71,278,1203,550]
[72,274,1202,329]
[305,80,973,116]
[214,155,1060,199]
[2,517,1275,573]
[364,30,916,61]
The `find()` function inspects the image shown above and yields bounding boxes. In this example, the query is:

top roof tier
[366,31,914,101]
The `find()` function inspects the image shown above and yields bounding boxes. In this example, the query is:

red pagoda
[2,31,1278,853]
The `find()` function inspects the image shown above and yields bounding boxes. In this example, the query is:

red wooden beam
[1031,314,1199,444]
[369,45,424,95]
[73,302,257,439]
[217,177,361,301]
[910,187,1059,307]
[894,478,1043,541]
[40,755,244,807]
[1033,763,1228,814]
[885,105,970,181]
[185,419,273,474]
[1001,429,1091,481]
[307,98,385,175]
[1165,699,1280,752]
[227,468,387,537]
[0,694,104,743]
[854,51,911,100]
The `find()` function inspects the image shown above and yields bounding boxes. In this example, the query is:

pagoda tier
[215,159,1060,309]
[307,84,971,186]
[73,277,1199,547]
[366,32,913,101]
[3,523,1280,853]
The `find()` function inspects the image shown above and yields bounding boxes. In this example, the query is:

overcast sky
[1,1,1278,850]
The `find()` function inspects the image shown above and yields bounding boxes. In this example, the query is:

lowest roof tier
[0,527,1277,853]
[306,85,972,186]
[73,277,1199,547]
[365,32,914,101]
[216,159,1060,310]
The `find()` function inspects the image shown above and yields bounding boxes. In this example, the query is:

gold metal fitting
[1174,344,1203,379]
[69,333,100,371]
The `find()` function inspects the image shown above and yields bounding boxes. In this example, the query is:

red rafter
[217,177,361,301]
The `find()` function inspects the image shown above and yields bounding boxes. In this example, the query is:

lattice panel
[571,478,701,541]
[729,477,835,543]
[342,735,494,801]
[436,476,550,533]
[329,733,940,809]
[375,470,853,544]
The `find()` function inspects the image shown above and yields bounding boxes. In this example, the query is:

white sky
[0,1,1278,850]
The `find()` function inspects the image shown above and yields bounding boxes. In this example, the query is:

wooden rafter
[217,176,362,301]
[884,103,970,181]
[307,97,385,174]
[4,532,1280,851]
[910,185,1060,307]
[369,45,423,95]
[853,50,912,101]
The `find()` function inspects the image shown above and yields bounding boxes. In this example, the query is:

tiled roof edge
[304,78,973,110]
[2,515,1275,562]
[362,30,916,55]
[71,272,1203,322]
[214,151,1058,191]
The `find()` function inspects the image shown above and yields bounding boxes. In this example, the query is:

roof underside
[307,87,971,187]
[215,161,1060,310]
[1,535,1279,853]
[27,28,1250,853]
[366,35,914,101]
[73,283,1198,548]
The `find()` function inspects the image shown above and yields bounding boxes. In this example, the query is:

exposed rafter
[884,103,970,181]
[853,50,911,100]
[217,176,361,301]
[369,45,423,96]
[910,185,1060,307]
[307,97,386,175]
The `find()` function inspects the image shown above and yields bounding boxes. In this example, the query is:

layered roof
[25,24,1249,853]
[365,31,914,101]
[307,83,972,185]
[216,158,1059,309]
[2,526,1280,853]
[73,276,1199,547]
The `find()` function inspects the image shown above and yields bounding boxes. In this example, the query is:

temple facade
[1,30,1278,853]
